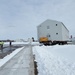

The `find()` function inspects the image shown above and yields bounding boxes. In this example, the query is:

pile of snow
[4,42,9,45]
[33,45,75,75]
[4,42,29,45]
[31,42,40,45]
[0,47,24,68]
[4,42,40,45]
[12,42,29,44]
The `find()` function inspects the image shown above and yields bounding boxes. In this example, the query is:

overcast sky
[0,0,75,40]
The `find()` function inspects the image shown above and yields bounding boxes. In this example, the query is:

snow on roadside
[43,45,75,62]
[12,42,29,44]
[31,42,40,45]
[0,47,24,68]
[33,45,75,75]
[4,41,40,45]
[12,41,39,45]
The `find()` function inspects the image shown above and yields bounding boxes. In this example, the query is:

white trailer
[37,19,69,45]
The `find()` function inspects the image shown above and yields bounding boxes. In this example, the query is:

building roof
[38,19,69,32]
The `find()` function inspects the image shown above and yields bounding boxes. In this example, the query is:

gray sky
[0,0,75,40]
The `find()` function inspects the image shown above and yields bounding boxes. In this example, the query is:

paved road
[0,45,23,58]
[0,45,34,75]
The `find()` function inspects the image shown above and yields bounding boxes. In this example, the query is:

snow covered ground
[4,41,39,46]
[4,42,29,45]
[33,45,75,75]
[3,42,29,48]
[1,42,75,75]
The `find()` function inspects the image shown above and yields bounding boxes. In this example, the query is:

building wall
[37,19,69,41]
[61,23,69,41]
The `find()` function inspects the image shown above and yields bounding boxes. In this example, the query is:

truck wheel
[59,42,63,45]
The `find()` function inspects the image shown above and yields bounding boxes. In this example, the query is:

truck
[39,37,67,45]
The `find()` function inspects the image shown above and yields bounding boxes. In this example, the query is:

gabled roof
[38,19,60,26]
[38,19,69,32]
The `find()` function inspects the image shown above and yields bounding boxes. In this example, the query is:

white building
[37,19,69,41]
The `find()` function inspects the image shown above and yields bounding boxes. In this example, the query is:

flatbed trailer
[39,37,67,45]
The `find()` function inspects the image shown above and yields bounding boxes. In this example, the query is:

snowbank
[0,47,24,68]
[4,42,9,45]
[33,45,75,75]
[31,42,40,45]
[4,42,29,45]
[4,42,40,45]
[12,42,29,44]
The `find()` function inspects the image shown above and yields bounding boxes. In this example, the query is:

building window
[47,34,50,37]
[47,26,49,29]
[56,33,58,35]
[56,24,58,26]
[48,35,50,37]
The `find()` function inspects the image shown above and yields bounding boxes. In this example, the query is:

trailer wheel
[59,42,63,45]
